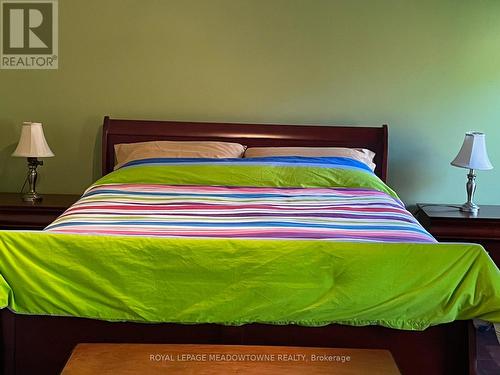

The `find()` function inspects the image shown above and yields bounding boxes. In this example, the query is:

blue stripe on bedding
[121,156,374,173]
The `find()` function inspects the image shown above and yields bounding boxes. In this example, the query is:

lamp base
[22,192,42,203]
[460,201,479,214]
[459,169,479,214]
[21,157,44,203]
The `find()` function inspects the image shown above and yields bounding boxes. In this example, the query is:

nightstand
[415,204,500,267]
[0,192,80,230]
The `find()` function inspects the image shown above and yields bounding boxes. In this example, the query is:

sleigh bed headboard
[102,116,388,181]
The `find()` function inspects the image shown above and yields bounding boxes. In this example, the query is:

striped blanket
[46,157,435,243]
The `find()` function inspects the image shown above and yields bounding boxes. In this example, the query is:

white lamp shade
[12,122,54,158]
[451,131,493,170]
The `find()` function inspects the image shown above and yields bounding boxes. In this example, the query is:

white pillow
[114,141,246,169]
[244,147,376,171]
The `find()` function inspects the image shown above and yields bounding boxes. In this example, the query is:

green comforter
[0,158,499,330]
[0,233,499,330]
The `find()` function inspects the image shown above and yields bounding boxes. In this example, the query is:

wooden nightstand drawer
[0,193,80,230]
[418,217,500,241]
[415,204,500,267]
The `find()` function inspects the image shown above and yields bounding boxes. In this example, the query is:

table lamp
[451,131,493,213]
[12,122,55,202]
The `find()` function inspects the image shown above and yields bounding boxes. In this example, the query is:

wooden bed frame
[101,117,388,180]
[1,117,476,375]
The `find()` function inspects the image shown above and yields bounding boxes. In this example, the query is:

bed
[1,117,499,374]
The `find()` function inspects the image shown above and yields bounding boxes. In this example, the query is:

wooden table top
[0,192,80,209]
[61,343,400,375]
[417,203,500,220]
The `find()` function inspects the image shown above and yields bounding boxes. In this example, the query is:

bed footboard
[1,309,475,375]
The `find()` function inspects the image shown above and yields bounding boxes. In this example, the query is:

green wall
[1,0,499,205]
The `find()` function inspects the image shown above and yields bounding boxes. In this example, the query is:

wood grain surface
[62,343,400,375]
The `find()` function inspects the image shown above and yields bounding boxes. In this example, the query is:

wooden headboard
[102,117,388,181]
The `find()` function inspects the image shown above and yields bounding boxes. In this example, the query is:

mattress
[0,156,498,330]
